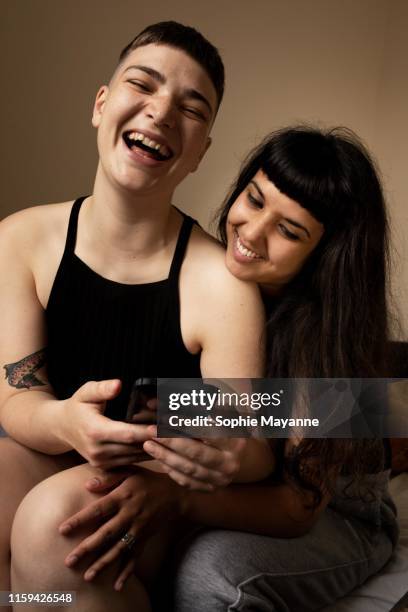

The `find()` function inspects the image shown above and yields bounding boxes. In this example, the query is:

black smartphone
[126,377,157,424]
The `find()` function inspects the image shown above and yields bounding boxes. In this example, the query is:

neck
[85,163,180,257]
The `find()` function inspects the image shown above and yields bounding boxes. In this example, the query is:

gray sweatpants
[169,508,394,612]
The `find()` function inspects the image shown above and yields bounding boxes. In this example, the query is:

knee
[10,470,89,587]
[13,471,80,540]
[172,530,285,612]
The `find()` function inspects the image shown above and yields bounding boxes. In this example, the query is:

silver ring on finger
[120,532,136,552]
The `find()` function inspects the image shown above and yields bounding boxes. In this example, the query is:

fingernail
[60,524,72,534]
[66,555,78,567]
[115,581,123,591]
[88,478,101,487]
[85,570,96,581]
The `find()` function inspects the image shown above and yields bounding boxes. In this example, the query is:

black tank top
[46,197,201,420]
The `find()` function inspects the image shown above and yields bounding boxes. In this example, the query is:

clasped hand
[58,435,247,589]
[59,467,185,591]
[143,433,247,490]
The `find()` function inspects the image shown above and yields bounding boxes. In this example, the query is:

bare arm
[0,211,68,451]
[198,269,274,483]
[181,436,336,537]
[144,238,275,485]
[181,481,328,537]
[0,210,154,462]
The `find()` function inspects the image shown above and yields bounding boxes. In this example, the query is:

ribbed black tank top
[46,197,201,420]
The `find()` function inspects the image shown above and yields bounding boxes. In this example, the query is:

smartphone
[126,377,157,424]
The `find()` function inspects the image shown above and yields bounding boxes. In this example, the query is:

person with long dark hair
[169,126,399,610]
[216,125,392,504]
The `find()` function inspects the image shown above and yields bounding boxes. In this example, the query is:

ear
[191,136,212,173]
[91,86,109,128]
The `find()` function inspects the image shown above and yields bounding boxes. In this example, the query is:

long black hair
[216,126,391,506]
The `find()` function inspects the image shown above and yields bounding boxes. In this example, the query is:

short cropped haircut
[118,21,225,109]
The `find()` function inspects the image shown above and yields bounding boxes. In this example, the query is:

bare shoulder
[0,201,74,308]
[186,224,262,307]
[180,225,265,376]
[0,201,73,265]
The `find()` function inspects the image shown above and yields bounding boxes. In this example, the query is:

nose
[241,212,272,248]
[146,95,176,129]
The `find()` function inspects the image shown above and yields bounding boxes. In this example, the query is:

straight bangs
[216,126,382,246]
[260,129,342,227]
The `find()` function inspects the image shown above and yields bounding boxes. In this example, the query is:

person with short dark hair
[0,22,273,612]
[118,21,225,109]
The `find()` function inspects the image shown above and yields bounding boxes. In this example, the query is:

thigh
[0,436,80,490]
[171,509,394,612]
[0,437,80,540]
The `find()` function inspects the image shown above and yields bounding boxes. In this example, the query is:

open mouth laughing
[234,230,263,260]
[123,131,174,162]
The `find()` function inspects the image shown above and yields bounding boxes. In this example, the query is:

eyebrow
[124,65,214,116]
[249,180,311,239]
[125,65,165,83]
[283,217,311,239]
[183,88,214,115]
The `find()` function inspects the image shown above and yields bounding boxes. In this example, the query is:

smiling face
[91,43,217,198]
[225,170,325,293]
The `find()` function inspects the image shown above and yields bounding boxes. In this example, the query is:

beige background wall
[1,0,407,333]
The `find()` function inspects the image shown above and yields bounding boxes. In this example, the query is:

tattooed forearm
[3,348,47,389]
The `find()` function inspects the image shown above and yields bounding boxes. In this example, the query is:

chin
[225,254,253,282]
[113,169,158,194]
[225,253,241,278]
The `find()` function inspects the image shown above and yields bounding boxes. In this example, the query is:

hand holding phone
[126,377,157,424]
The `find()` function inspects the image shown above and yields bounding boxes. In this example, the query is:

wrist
[52,398,73,452]
[167,477,192,519]
[175,485,213,523]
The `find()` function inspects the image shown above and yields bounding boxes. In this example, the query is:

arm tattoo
[3,348,47,389]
